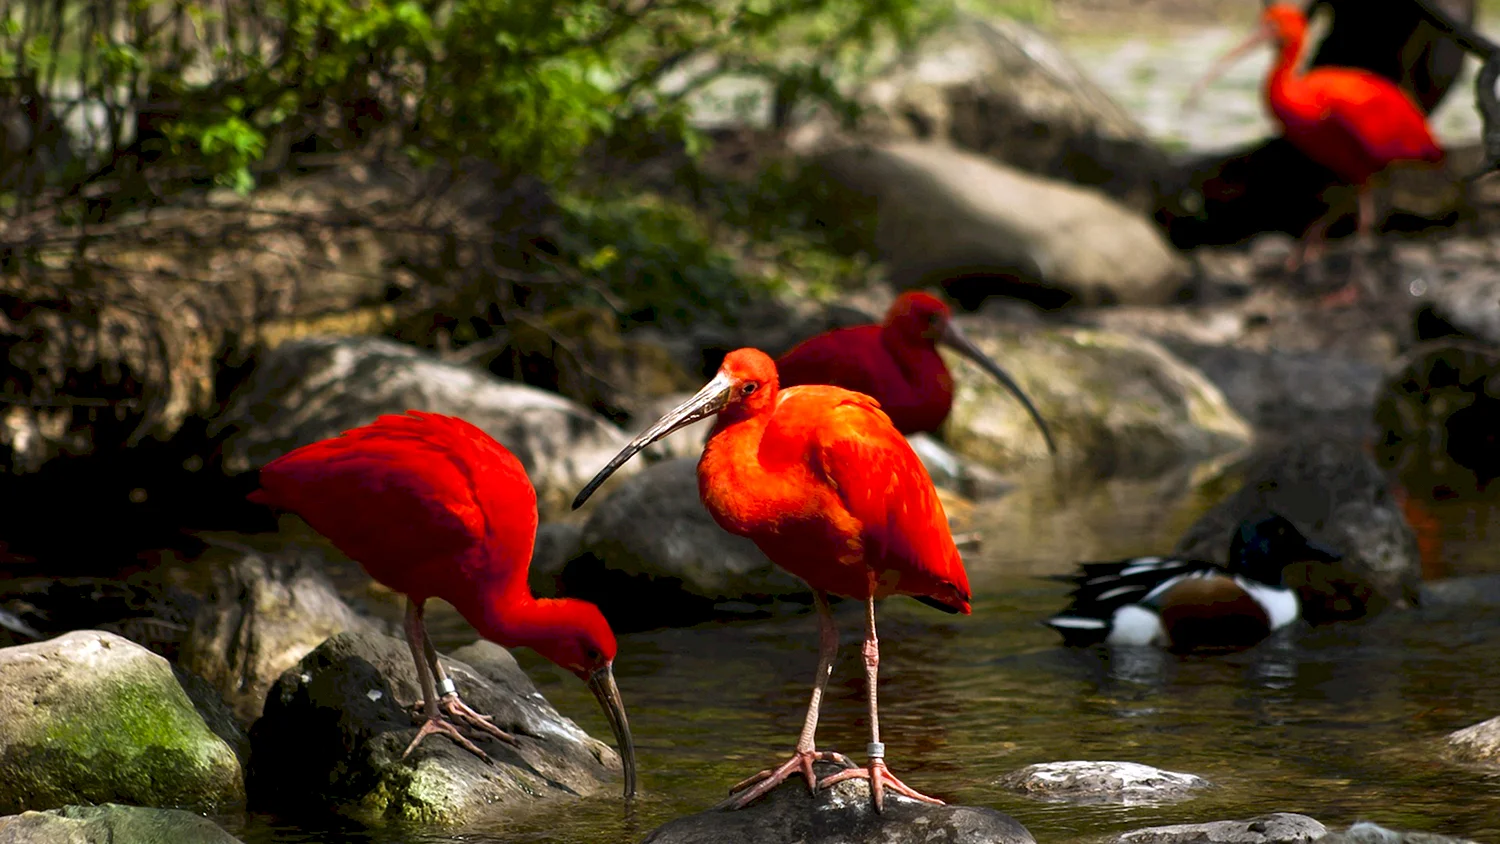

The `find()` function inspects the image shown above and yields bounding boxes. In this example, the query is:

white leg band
[867,742,885,760]
[437,677,457,697]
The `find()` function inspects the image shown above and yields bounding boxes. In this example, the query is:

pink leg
[817,597,944,812]
[419,622,519,745]
[1318,184,1375,309]
[720,592,852,809]
[402,598,493,763]
[1286,208,1333,272]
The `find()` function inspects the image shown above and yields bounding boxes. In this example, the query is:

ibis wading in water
[1190,2,1444,271]
[777,290,1056,450]
[574,348,972,812]
[251,410,637,797]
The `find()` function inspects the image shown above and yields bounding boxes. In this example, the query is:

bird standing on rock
[250,410,636,797]
[1188,3,1444,280]
[777,290,1056,451]
[574,348,971,812]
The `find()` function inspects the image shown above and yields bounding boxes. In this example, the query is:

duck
[1045,513,1343,651]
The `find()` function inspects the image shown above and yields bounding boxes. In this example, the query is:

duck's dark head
[1229,512,1343,586]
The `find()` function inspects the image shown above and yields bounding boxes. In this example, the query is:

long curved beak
[572,372,735,509]
[1301,536,1343,564]
[1183,22,1272,112]
[587,663,637,799]
[938,322,1057,454]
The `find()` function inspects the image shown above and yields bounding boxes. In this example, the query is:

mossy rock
[0,803,243,844]
[942,322,1253,477]
[0,631,244,814]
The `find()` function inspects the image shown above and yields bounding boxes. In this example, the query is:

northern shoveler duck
[1046,513,1343,651]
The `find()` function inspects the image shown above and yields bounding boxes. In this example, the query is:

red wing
[1315,71,1443,164]
[253,412,498,569]
[777,325,889,398]
[800,390,971,611]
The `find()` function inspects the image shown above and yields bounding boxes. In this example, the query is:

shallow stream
[218,458,1500,843]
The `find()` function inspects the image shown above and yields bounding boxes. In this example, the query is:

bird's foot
[819,756,944,813]
[438,693,521,745]
[402,715,493,764]
[717,749,853,809]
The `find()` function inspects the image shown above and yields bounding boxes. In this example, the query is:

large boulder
[642,760,1034,844]
[248,632,623,825]
[996,761,1209,806]
[942,322,1253,476]
[211,335,638,518]
[805,141,1189,307]
[1111,813,1327,844]
[1425,268,1500,347]
[563,458,808,631]
[179,549,391,724]
[1323,823,1480,844]
[1173,441,1422,623]
[796,15,1167,210]
[0,804,243,844]
[0,631,244,814]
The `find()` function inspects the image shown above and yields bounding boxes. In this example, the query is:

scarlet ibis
[573,348,971,812]
[1190,3,1444,271]
[777,291,1056,451]
[250,410,636,797]
[1046,513,1341,651]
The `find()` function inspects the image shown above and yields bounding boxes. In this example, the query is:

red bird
[573,348,970,812]
[1192,3,1444,271]
[250,411,636,797]
[777,291,1055,450]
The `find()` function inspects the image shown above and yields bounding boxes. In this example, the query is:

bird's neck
[1265,34,1307,106]
[879,330,955,429]
[700,413,784,536]
[453,578,556,653]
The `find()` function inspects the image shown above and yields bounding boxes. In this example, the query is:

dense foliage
[0,0,929,199]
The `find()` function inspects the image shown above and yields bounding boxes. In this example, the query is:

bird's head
[1229,511,1343,586]
[525,597,636,798]
[1183,3,1306,110]
[886,290,1057,454]
[571,348,777,509]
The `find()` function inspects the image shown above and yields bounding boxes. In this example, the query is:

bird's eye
[742,383,758,396]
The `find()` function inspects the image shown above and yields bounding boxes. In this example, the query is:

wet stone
[643,761,1035,844]
[1323,822,1481,844]
[247,631,622,825]
[0,630,245,814]
[1112,813,1327,844]
[996,760,1210,806]
[1445,714,1500,765]
[0,804,243,844]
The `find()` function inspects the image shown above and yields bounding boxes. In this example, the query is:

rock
[1160,342,1385,441]
[0,804,243,844]
[996,761,1210,806]
[562,458,808,631]
[529,522,584,599]
[179,549,390,724]
[642,760,1034,844]
[942,322,1253,476]
[212,336,638,518]
[247,631,621,824]
[1375,341,1500,496]
[0,630,244,814]
[1323,822,1480,844]
[1445,714,1500,765]
[0,577,200,656]
[1173,440,1421,624]
[1426,269,1500,346]
[1420,575,1500,608]
[799,15,1167,210]
[805,140,1189,307]
[1112,813,1327,844]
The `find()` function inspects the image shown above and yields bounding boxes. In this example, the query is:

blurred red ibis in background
[777,291,1056,451]
[574,348,971,812]
[1189,2,1444,281]
[250,410,636,797]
